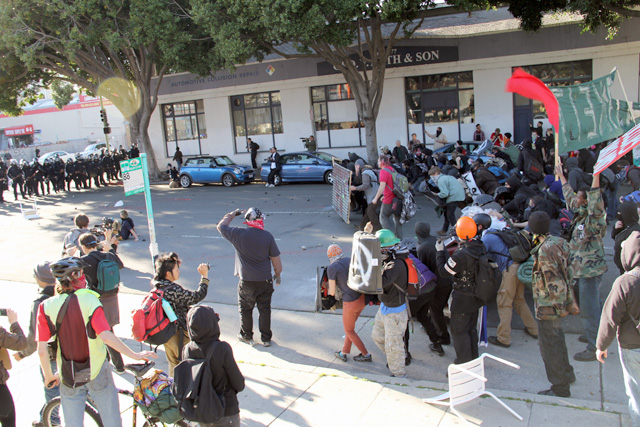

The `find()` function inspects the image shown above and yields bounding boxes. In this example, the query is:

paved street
[0,182,632,425]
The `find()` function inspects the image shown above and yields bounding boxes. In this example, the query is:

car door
[296,154,324,181]
[278,155,295,181]
[190,158,207,182]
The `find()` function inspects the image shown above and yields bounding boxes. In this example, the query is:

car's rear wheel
[179,174,192,188]
[273,173,282,186]
[324,170,333,185]
[222,173,235,187]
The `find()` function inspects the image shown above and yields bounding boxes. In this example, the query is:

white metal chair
[423,353,524,426]
[19,200,40,220]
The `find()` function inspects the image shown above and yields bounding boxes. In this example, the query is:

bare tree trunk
[130,101,162,180]
[363,117,378,164]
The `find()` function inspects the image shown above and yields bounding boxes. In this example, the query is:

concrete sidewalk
[2,280,632,426]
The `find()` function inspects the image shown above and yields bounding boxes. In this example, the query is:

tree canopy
[0,0,214,176]
[450,0,640,36]
[191,0,432,163]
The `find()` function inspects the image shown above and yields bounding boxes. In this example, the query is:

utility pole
[99,96,111,152]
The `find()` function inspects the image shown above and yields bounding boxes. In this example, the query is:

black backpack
[172,343,226,424]
[486,229,534,263]
[524,154,544,182]
[468,250,502,306]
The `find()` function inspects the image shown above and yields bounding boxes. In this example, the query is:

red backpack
[131,288,177,345]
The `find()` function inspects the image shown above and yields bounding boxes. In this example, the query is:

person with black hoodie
[435,216,484,364]
[503,175,536,222]
[612,202,640,275]
[182,305,245,427]
[597,231,640,425]
[414,222,452,356]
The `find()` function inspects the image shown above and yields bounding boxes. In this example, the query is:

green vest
[43,289,107,382]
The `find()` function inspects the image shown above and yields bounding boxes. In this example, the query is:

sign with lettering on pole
[120,158,145,196]
[594,123,640,174]
[119,154,159,266]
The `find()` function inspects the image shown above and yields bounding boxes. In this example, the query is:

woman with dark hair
[153,252,210,376]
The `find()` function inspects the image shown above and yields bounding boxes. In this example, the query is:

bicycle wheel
[42,396,103,427]
[142,420,190,427]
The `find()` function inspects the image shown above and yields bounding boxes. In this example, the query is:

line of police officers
[0,146,139,203]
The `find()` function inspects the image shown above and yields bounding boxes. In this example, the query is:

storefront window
[162,100,206,156]
[231,91,283,152]
[311,84,364,148]
[405,72,475,144]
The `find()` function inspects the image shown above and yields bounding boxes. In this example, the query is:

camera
[0,308,7,316]
[90,217,122,239]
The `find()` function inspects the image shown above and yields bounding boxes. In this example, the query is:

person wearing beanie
[327,244,371,363]
[612,202,640,274]
[557,161,607,362]
[13,261,60,426]
[503,175,536,222]
[529,211,576,397]
[413,222,453,356]
[218,208,282,347]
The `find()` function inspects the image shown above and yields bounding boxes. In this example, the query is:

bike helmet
[455,216,477,240]
[473,194,495,207]
[472,213,492,232]
[50,257,87,281]
[376,229,401,248]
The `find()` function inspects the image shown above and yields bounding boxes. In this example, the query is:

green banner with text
[550,71,636,153]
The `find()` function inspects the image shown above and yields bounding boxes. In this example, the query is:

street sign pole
[141,153,159,265]
[119,153,158,268]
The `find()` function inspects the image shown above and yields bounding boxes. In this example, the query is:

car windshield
[313,152,338,163]
[214,156,235,166]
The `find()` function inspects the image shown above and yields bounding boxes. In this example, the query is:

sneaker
[437,230,447,236]
[113,366,126,375]
[524,328,539,339]
[353,353,372,362]
[237,334,255,346]
[488,336,511,348]
[429,343,445,357]
[538,388,570,398]
[262,341,271,347]
[334,351,347,362]
[578,335,588,343]
[265,183,270,187]
[32,422,45,427]
[574,349,597,362]
[391,373,407,378]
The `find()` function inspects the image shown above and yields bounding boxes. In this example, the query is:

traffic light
[100,109,108,124]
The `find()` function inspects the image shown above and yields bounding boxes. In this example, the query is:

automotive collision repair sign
[120,158,145,196]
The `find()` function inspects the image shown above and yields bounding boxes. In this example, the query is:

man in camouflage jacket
[529,211,576,397]
[557,162,607,362]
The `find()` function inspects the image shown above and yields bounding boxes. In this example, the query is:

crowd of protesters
[5,126,640,425]
[339,127,640,423]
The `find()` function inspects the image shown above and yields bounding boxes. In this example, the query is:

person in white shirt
[425,127,448,150]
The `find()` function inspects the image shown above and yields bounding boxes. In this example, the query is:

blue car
[179,155,254,187]
[260,151,339,185]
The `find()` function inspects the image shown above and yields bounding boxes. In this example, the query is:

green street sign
[119,158,145,196]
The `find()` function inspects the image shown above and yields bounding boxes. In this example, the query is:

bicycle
[41,361,190,427]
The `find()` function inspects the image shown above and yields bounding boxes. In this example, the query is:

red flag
[505,68,559,131]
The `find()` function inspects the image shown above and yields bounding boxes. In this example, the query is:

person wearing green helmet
[371,229,410,377]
